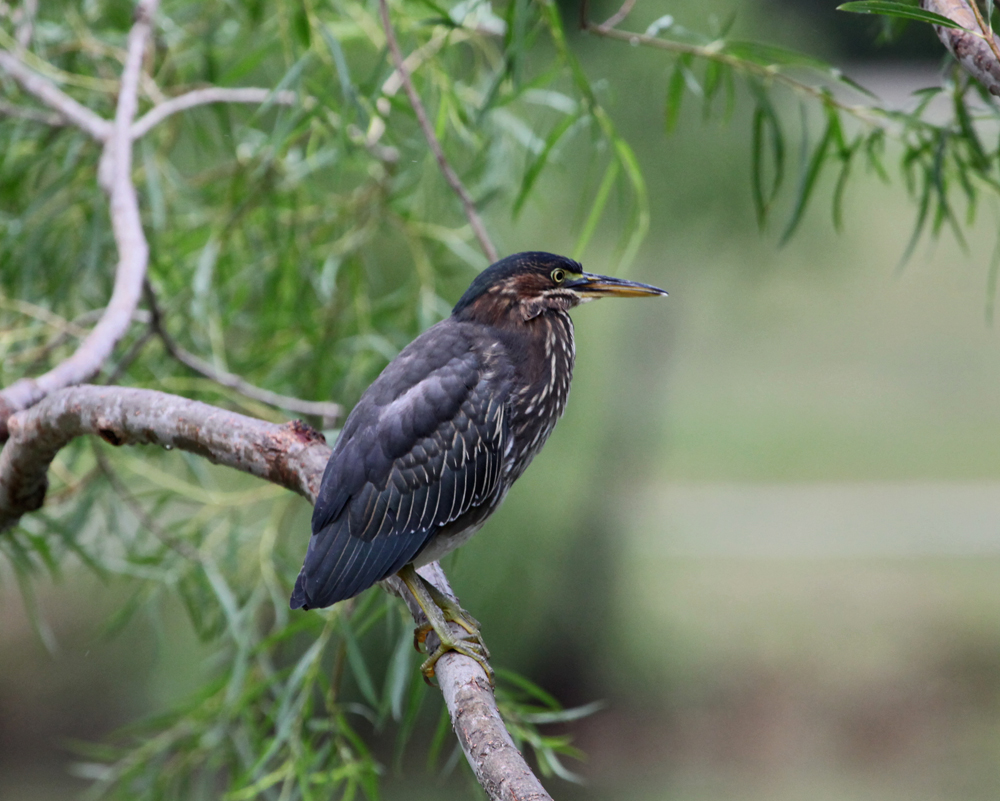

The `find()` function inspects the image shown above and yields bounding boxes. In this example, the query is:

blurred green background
[3,1,1000,800]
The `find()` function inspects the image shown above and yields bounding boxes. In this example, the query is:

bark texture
[389,563,554,801]
[0,385,330,532]
[923,0,1000,95]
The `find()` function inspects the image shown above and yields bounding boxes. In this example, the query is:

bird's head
[452,251,667,324]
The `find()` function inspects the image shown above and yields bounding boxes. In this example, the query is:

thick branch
[922,0,1000,95]
[377,0,499,264]
[0,385,330,532]
[0,0,158,440]
[131,87,298,139]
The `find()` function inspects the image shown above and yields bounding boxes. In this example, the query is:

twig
[15,0,38,49]
[922,0,1000,95]
[596,0,637,31]
[131,87,298,139]
[0,0,158,441]
[103,327,157,386]
[92,446,203,562]
[163,342,344,421]
[581,14,888,129]
[963,0,1000,66]
[0,384,550,799]
[377,0,498,264]
[0,66,298,142]
[0,49,112,140]
[100,0,158,187]
[0,98,67,127]
[144,283,342,422]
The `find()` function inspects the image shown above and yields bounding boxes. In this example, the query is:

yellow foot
[413,622,430,651]
[420,631,494,687]
[397,564,494,687]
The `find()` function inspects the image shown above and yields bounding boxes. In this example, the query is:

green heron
[291,252,666,680]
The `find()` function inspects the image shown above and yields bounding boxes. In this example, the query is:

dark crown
[452,252,582,316]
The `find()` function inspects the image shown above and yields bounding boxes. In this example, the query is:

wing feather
[291,323,513,610]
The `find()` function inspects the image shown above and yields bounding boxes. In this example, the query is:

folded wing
[291,327,509,609]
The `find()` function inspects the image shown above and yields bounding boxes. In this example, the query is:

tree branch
[0,384,552,799]
[130,86,298,139]
[0,61,301,142]
[595,0,636,31]
[0,9,326,439]
[0,97,67,127]
[386,564,555,801]
[0,49,112,140]
[581,8,887,130]
[0,0,158,441]
[0,385,329,533]
[377,0,499,264]
[922,0,1000,95]
[14,0,38,49]
[144,282,342,422]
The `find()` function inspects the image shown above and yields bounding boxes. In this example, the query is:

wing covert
[291,329,511,610]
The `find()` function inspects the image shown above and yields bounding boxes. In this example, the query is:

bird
[291,251,666,681]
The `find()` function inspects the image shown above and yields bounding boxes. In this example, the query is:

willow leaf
[514,111,581,215]
[836,1,969,30]
[780,107,835,244]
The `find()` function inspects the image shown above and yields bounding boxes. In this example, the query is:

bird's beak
[566,272,668,298]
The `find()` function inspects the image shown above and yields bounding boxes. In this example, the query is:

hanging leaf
[836,1,969,30]
[749,88,785,228]
[665,57,688,133]
[514,111,582,215]
[780,105,835,244]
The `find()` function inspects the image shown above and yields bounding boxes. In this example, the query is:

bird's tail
[289,570,311,610]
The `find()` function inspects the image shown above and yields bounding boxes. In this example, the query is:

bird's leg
[397,564,493,686]
[422,578,483,637]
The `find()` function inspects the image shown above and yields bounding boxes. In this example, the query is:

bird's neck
[505,309,576,479]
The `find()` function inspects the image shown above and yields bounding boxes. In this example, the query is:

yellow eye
[551,268,567,283]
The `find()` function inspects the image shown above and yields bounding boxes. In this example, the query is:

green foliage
[493,669,604,784]
[837,1,970,30]
[6,0,1000,797]
[589,4,1000,260]
[0,0,637,796]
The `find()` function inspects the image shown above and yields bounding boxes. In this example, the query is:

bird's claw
[398,565,494,687]
[413,622,431,651]
[419,629,494,687]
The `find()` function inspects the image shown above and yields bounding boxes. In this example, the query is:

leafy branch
[582,0,1000,257]
[0,0,663,794]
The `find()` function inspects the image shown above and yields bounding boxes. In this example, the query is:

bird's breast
[506,311,575,481]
